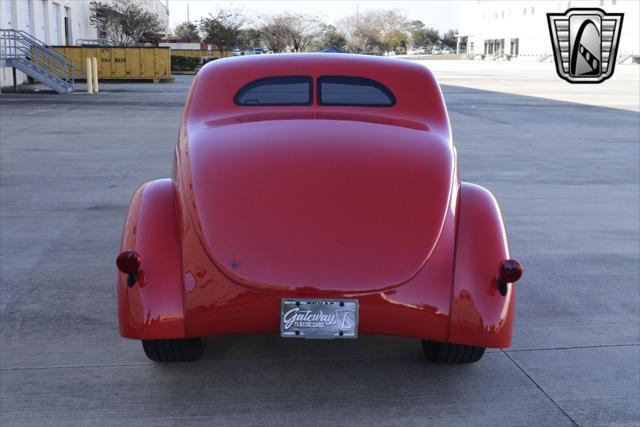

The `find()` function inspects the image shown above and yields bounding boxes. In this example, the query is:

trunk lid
[187,119,453,293]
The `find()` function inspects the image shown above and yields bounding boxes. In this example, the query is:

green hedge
[171,56,200,71]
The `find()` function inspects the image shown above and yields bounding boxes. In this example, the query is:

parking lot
[1,61,639,425]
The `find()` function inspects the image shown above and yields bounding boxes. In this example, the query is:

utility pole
[187,2,190,23]
[355,2,359,52]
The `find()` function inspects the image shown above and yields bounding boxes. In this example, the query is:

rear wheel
[421,340,485,364]
[142,338,206,362]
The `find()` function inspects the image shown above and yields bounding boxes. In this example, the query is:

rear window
[318,76,395,107]
[235,76,312,106]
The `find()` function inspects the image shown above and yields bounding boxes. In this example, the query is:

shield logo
[547,8,624,83]
[336,309,355,331]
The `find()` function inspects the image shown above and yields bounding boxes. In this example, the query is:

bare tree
[338,9,409,54]
[259,21,289,53]
[338,10,380,53]
[199,6,246,57]
[90,0,164,46]
[259,13,322,53]
[377,10,409,53]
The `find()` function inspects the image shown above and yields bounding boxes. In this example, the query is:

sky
[168,1,460,32]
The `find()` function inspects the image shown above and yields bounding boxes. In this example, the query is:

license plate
[281,299,358,339]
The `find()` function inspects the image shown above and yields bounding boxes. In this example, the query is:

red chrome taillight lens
[498,259,523,284]
[116,251,141,275]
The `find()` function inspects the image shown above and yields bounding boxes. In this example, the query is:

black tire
[421,340,485,364]
[142,338,206,362]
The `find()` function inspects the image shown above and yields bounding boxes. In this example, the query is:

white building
[1,1,95,46]
[1,0,169,88]
[142,0,170,30]
[458,0,639,59]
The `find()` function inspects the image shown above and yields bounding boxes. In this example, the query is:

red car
[117,54,523,364]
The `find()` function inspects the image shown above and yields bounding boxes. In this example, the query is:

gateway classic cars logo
[282,308,355,330]
[282,308,337,330]
[547,8,623,83]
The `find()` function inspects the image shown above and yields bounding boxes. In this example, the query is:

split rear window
[234,76,312,106]
[234,76,395,107]
[318,76,395,106]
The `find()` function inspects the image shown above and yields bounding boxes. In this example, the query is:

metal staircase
[0,29,74,94]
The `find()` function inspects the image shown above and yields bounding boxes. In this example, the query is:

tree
[338,10,380,53]
[424,28,441,47]
[259,21,289,53]
[338,9,409,54]
[174,21,200,42]
[441,29,458,49]
[376,10,409,53]
[259,13,322,53]
[409,20,426,47]
[236,28,262,51]
[199,6,246,57]
[314,25,347,51]
[408,20,440,48]
[90,0,164,46]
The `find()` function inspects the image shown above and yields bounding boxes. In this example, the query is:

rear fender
[117,179,186,339]
[449,183,514,348]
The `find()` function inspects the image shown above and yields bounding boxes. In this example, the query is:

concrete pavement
[410,59,640,112]
[1,70,638,425]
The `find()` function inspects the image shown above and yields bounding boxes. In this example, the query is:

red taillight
[116,251,141,275]
[498,259,523,284]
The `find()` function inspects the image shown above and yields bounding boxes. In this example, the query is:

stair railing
[0,29,74,88]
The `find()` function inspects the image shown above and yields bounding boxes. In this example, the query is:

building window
[567,2,571,8]
[600,0,604,5]
[501,10,504,18]
[531,6,535,14]
[523,7,527,15]
[612,0,616,4]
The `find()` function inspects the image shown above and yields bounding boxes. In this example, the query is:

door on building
[64,7,71,45]
[23,0,33,34]
[510,38,519,57]
[492,40,503,56]
[29,0,37,36]
[0,0,14,28]
[52,2,60,45]
[39,0,48,42]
